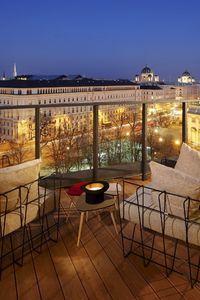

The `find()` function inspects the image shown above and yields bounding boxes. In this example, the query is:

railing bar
[35,107,40,159]
[141,103,147,181]
[182,102,188,144]
[93,105,99,180]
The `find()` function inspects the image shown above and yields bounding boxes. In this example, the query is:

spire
[2,71,6,80]
[13,63,17,78]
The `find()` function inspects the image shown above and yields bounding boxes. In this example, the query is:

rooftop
[0,77,137,88]
[140,85,162,90]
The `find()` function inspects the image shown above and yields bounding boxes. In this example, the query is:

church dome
[141,65,152,74]
[182,70,191,77]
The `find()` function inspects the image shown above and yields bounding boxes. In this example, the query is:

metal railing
[0,99,191,180]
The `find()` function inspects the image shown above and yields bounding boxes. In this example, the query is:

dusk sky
[1,0,200,81]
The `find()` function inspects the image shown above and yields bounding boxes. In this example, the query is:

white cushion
[175,143,200,178]
[149,161,200,218]
[22,202,41,224]
[0,159,41,212]
[106,183,122,196]
[120,187,200,246]
[1,210,22,236]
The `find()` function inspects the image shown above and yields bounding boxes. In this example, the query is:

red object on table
[66,181,89,196]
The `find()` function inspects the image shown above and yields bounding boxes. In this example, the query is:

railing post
[141,103,147,181]
[93,105,99,180]
[182,102,187,144]
[35,107,40,159]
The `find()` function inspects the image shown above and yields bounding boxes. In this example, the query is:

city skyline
[1,0,200,80]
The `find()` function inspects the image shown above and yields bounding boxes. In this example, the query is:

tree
[126,106,142,162]
[46,116,94,173]
[7,135,30,164]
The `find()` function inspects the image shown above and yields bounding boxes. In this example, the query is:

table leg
[86,211,89,222]
[65,201,74,222]
[77,212,85,247]
[110,211,118,234]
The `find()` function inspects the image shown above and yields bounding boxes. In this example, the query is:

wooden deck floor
[0,183,200,300]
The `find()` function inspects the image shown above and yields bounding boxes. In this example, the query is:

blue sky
[1,0,200,81]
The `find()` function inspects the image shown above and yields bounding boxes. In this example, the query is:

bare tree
[47,119,78,173]
[7,135,30,164]
[46,116,94,173]
[126,107,142,162]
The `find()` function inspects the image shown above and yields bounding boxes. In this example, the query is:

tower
[2,72,6,80]
[13,63,17,78]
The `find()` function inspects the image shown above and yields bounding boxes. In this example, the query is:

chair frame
[119,179,200,287]
[0,177,62,299]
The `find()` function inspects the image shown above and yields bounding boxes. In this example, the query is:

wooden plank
[47,233,88,300]
[33,245,65,300]
[70,215,136,300]
[15,255,41,300]
[59,221,112,300]
[0,265,18,300]
[88,215,159,299]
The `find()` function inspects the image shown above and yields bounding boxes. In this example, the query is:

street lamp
[175,139,180,145]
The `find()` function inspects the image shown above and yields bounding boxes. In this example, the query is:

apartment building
[1,71,198,141]
[0,77,140,140]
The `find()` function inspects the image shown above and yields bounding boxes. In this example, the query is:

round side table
[76,193,118,247]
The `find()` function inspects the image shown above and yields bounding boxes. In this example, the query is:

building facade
[0,72,199,142]
[187,106,200,149]
[0,78,141,140]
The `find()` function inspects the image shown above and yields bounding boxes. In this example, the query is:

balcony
[1,178,200,299]
[0,100,200,299]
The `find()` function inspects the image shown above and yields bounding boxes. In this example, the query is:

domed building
[135,65,159,83]
[178,70,195,84]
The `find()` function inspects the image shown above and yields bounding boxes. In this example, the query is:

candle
[85,183,104,191]
[88,187,102,191]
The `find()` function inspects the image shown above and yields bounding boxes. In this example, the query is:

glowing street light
[175,139,180,145]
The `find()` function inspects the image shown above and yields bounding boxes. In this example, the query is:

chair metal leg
[25,226,42,300]
[10,234,19,300]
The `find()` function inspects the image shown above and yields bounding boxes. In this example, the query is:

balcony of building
[0,99,200,299]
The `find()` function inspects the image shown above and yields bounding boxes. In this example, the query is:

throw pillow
[175,143,200,178]
[150,161,200,218]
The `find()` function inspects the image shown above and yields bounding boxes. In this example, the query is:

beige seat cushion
[0,159,41,212]
[22,187,59,225]
[120,187,200,246]
[1,210,22,236]
[106,183,122,196]
[175,143,200,178]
